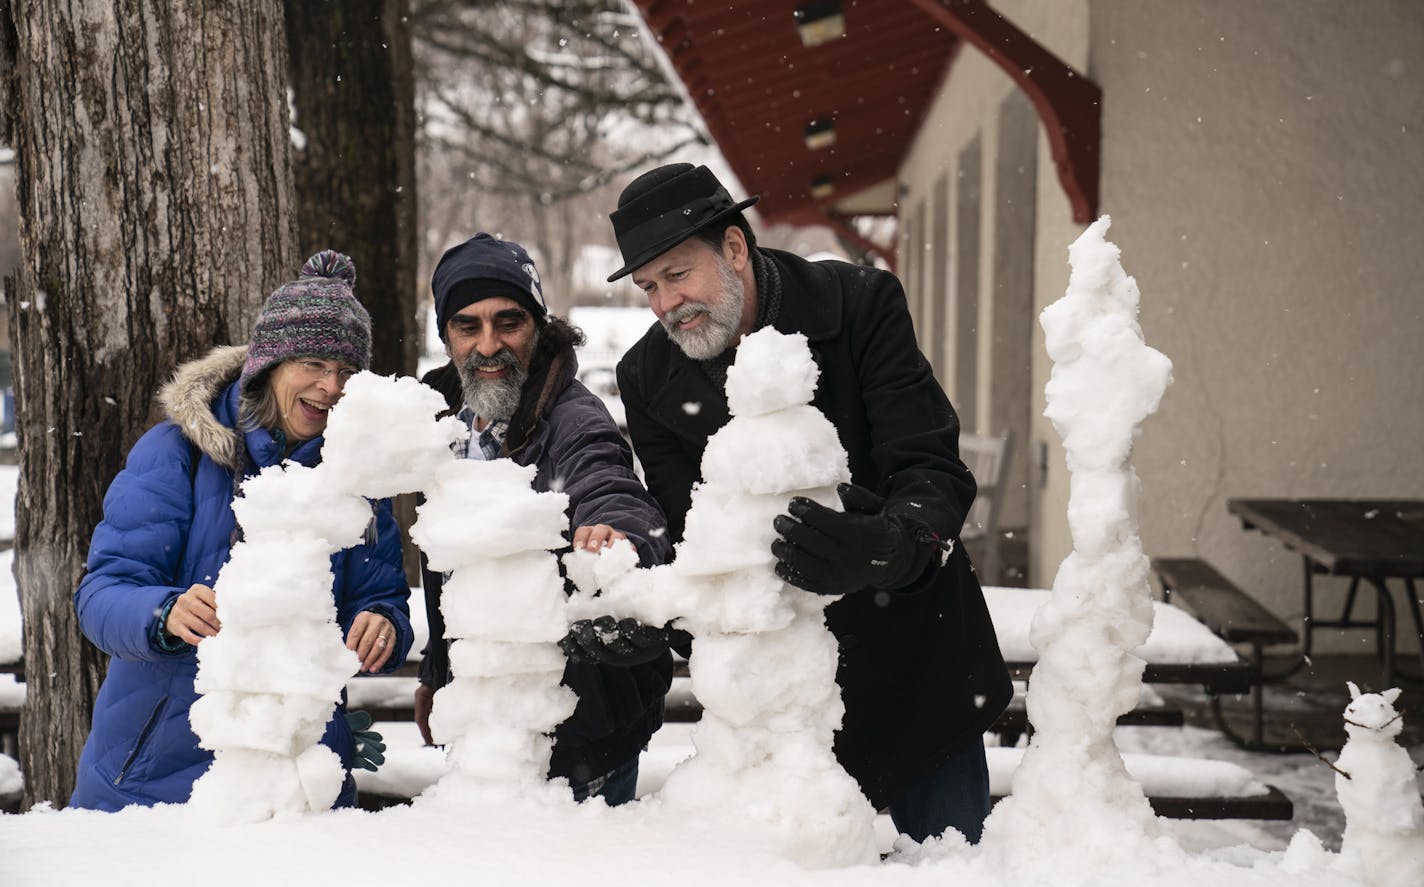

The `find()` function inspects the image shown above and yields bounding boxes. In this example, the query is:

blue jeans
[570,756,639,806]
[888,736,991,844]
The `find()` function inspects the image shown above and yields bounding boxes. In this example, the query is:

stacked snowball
[188,374,463,822]
[981,217,1177,873]
[567,329,878,867]
[410,458,577,807]
[1333,683,1424,887]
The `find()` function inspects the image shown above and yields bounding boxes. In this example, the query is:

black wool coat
[419,347,673,787]
[616,247,1013,809]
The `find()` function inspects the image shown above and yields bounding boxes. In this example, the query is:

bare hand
[166,584,220,645]
[571,524,627,552]
[414,684,435,746]
[346,610,396,673]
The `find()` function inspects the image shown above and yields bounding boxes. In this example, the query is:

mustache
[662,303,710,328]
[462,349,519,372]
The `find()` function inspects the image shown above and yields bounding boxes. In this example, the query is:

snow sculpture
[410,458,576,806]
[188,374,458,822]
[1333,682,1424,887]
[981,217,1175,872]
[567,328,879,868]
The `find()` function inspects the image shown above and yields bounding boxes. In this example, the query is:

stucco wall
[1090,0,1424,653]
[899,0,1423,652]
[899,0,1090,581]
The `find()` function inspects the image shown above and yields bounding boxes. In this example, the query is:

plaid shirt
[455,406,507,461]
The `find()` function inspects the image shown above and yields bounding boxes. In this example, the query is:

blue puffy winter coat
[70,346,413,811]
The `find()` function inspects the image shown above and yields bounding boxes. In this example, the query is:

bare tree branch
[412,0,701,202]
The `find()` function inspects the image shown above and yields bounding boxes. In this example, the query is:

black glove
[560,616,671,667]
[771,483,938,596]
[344,709,386,772]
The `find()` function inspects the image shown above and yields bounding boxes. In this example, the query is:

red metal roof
[633,0,959,227]
[631,0,1102,250]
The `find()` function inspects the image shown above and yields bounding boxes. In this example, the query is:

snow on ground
[0,771,1364,887]
[568,306,652,372]
[570,305,653,429]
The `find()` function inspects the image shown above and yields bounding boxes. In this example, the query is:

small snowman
[1333,681,1424,887]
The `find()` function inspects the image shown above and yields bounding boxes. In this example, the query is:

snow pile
[318,375,466,499]
[0,672,22,711]
[567,328,878,868]
[978,216,1178,876]
[410,458,576,807]
[986,586,1238,665]
[188,373,461,823]
[0,464,16,543]
[1332,683,1424,887]
[0,751,20,801]
[0,549,19,665]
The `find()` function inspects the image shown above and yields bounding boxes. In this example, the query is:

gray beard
[664,257,745,361]
[458,349,527,423]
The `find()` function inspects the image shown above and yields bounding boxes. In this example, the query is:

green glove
[344,709,386,772]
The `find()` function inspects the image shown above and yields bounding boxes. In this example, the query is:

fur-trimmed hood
[157,345,247,470]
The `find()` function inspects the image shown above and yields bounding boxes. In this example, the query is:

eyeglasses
[291,358,358,382]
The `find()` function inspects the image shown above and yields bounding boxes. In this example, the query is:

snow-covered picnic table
[986,585,1255,694]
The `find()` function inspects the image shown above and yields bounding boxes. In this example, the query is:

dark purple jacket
[616,247,1012,809]
[419,343,672,786]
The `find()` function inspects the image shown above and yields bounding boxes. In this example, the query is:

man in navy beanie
[415,232,674,805]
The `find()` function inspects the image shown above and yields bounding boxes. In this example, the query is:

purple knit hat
[238,250,372,395]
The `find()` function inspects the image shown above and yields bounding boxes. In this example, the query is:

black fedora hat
[606,163,759,282]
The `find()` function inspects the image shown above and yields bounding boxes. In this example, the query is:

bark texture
[286,0,419,378]
[286,0,421,580]
[0,0,297,807]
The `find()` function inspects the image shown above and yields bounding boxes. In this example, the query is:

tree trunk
[0,0,296,808]
[285,0,422,583]
[285,0,419,378]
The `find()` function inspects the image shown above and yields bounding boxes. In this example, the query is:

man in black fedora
[607,163,1012,844]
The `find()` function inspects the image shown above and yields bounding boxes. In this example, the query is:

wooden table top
[1227,498,1424,577]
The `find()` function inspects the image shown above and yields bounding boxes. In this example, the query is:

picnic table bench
[1151,557,1298,749]
[987,585,1255,692]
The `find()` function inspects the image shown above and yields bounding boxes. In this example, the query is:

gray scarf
[700,248,783,392]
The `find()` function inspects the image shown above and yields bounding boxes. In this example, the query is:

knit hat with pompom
[238,250,372,395]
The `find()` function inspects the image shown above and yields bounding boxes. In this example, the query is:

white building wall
[900,0,1424,654]
[899,0,1089,581]
[1089,0,1424,651]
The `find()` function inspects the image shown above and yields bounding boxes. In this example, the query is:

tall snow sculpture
[189,374,463,822]
[1333,682,1424,887]
[981,217,1175,871]
[568,328,879,867]
[410,458,576,806]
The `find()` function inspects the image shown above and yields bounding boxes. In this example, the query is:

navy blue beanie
[432,233,548,341]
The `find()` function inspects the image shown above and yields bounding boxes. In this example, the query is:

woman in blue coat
[70,251,413,812]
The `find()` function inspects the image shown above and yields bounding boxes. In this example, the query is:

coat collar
[762,247,841,342]
[161,345,247,470]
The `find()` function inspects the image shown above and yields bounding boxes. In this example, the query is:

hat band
[615,194,733,263]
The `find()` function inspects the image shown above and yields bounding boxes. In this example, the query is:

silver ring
[376,636,388,647]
